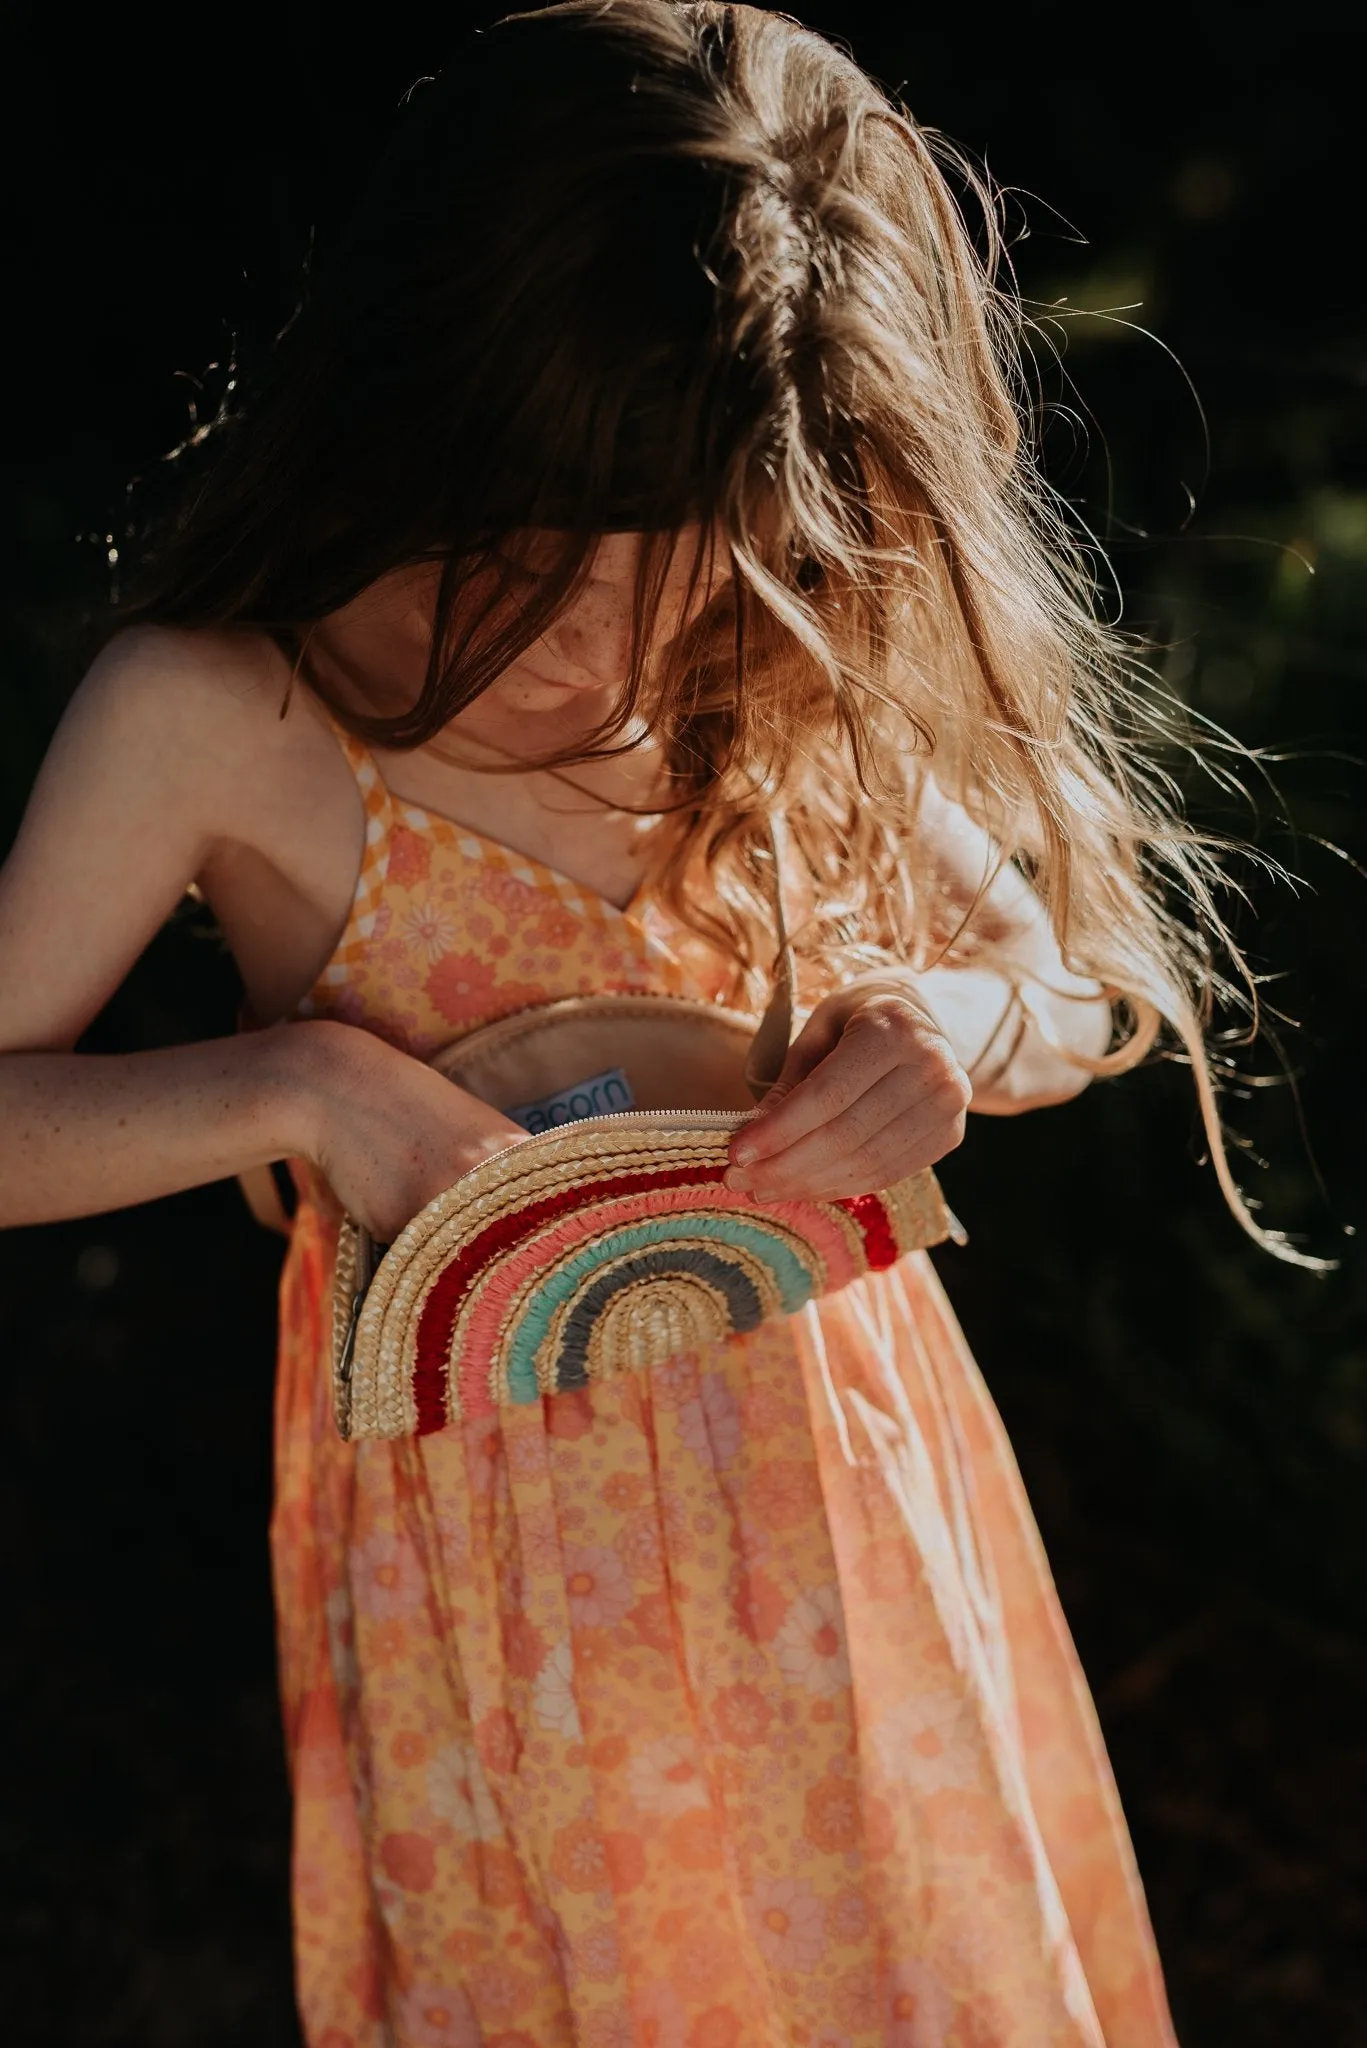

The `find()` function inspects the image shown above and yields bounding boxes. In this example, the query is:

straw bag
[320,822,962,1440]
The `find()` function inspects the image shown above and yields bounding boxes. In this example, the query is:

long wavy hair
[118,0,1313,1262]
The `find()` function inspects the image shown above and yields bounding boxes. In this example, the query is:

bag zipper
[515,1107,756,1132]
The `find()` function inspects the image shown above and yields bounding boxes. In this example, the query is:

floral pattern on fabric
[272,725,1179,2046]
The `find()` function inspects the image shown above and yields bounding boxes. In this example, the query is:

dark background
[3,3,1365,2043]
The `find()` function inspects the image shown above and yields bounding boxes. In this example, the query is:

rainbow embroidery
[333,1121,959,1440]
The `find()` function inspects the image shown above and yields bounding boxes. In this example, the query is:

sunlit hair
[119,0,1317,1263]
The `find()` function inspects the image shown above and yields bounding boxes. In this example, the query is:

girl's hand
[724,979,970,1202]
[289,1019,527,1243]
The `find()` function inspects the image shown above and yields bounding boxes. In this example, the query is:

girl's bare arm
[0,632,520,1237]
[2,1031,307,1229]
[897,777,1113,1112]
[726,790,1113,1200]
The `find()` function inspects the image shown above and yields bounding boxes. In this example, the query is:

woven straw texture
[333,1120,958,1440]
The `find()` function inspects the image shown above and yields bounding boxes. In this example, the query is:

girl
[3,4,1296,2041]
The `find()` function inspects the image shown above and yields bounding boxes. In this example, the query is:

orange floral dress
[272,729,1179,2048]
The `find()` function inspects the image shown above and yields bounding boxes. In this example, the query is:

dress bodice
[295,726,736,1061]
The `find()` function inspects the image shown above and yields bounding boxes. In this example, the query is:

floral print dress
[271,727,1179,2048]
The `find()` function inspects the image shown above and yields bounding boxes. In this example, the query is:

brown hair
[119,0,1317,1263]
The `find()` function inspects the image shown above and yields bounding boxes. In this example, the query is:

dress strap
[298,708,398,1015]
[322,712,396,841]
[320,708,399,880]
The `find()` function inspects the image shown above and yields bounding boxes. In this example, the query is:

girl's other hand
[287,1019,526,1242]
[724,980,970,1202]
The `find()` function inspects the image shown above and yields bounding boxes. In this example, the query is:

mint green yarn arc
[503,1213,817,1404]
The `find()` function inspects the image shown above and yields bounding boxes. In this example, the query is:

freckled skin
[0,526,1108,1239]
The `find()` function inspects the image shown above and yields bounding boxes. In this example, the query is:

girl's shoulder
[11,621,363,941]
[82,621,306,761]
[1,625,367,1044]
[64,623,355,847]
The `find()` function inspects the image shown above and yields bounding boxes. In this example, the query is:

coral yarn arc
[412,1162,904,1431]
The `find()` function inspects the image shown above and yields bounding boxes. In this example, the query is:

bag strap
[743,815,798,1102]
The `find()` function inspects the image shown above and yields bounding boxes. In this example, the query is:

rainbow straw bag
[330,826,962,1440]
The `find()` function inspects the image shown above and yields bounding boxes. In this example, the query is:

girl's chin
[489,669,613,713]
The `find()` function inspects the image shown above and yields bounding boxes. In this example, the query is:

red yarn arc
[409,1165,901,1433]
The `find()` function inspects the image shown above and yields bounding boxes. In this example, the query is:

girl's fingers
[752,1096,964,1202]
[734,1000,910,1164]
[728,1066,967,1200]
[760,1003,844,1107]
